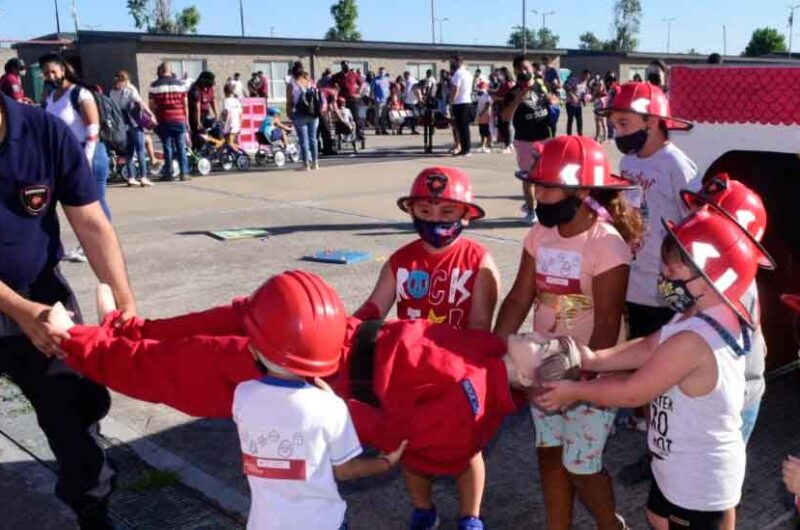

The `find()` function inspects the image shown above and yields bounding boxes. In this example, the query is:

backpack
[70,86,128,153]
[294,85,321,118]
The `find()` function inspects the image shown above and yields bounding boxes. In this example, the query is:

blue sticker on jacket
[460,379,480,416]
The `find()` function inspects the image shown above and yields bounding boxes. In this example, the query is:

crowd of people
[1,46,799,530]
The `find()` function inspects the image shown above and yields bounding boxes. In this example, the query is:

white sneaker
[312,162,320,170]
[63,246,88,263]
[96,284,117,323]
[127,177,141,187]
[140,177,154,187]
[502,147,513,154]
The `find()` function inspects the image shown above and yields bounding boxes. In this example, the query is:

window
[467,64,493,78]
[404,63,437,80]
[628,67,647,81]
[165,59,206,82]
[253,61,292,101]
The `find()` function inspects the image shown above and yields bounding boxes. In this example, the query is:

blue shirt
[372,75,390,103]
[258,116,275,135]
[0,95,98,291]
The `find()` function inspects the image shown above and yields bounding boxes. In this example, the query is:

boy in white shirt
[222,84,243,145]
[232,272,407,530]
[475,82,493,153]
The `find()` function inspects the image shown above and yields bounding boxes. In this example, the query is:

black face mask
[657,274,702,313]
[43,79,62,91]
[535,196,582,227]
[413,217,464,248]
[614,128,649,155]
[517,71,532,83]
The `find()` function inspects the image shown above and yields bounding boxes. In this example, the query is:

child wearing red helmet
[680,173,776,530]
[356,166,500,530]
[495,136,644,530]
[597,81,702,484]
[536,206,757,530]
[597,82,701,339]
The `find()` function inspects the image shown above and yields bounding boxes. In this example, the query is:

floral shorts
[530,403,616,474]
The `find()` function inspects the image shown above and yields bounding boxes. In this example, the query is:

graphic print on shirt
[239,425,309,481]
[649,393,674,458]
[621,169,655,224]
[535,246,594,332]
[396,266,474,327]
[535,247,582,295]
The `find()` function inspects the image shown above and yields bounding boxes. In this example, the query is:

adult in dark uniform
[0,93,137,528]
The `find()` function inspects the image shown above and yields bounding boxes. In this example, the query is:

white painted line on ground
[100,415,250,517]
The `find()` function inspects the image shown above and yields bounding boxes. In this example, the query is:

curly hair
[589,189,645,248]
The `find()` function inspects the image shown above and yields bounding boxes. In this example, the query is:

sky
[1,0,798,56]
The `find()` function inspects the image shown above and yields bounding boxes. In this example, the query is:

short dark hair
[707,53,723,64]
[512,55,528,69]
[451,55,463,66]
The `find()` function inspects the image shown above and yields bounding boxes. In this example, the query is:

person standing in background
[449,56,474,157]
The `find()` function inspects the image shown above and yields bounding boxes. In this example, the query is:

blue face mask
[413,217,464,248]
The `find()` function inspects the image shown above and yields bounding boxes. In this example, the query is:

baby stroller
[198,121,251,172]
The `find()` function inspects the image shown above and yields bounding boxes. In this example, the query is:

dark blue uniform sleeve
[52,116,98,207]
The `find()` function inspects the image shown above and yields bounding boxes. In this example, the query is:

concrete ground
[2,109,799,529]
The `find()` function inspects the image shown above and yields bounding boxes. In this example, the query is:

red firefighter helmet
[663,205,759,328]
[681,173,775,269]
[520,136,637,190]
[598,82,693,131]
[398,166,485,220]
[236,270,347,377]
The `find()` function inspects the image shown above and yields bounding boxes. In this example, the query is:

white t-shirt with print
[233,377,362,530]
[45,85,94,144]
[223,96,243,134]
[619,142,700,307]
[450,67,474,105]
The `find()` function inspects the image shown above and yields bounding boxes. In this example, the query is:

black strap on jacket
[349,319,384,407]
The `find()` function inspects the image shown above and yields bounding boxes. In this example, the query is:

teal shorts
[530,403,616,474]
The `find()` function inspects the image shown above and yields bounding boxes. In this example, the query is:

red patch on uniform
[20,185,51,215]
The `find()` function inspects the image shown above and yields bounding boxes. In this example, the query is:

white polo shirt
[233,376,363,530]
[450,66,474,105]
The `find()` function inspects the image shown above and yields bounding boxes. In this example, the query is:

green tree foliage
[126,0,200,35]
[507,26,560,49]
[325,0,362,41]
[743,27,788,56]
[607,0,642,52]
[578,31,604,51]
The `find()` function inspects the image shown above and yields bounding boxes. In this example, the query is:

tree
[578,31,604,51]
[127,0,200,35]
[686,47,699,54]
[507,26,559,49]
[535,28,560,49]
[743,27,788,56]
[606,0,642,52]
[325,0,362,41]
[508,26,536,49]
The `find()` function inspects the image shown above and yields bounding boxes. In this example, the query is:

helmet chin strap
[249,345,299,378]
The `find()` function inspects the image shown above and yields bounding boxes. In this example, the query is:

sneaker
[126,177,141,187]
[409,506,440,530]
[618,453,652,486]
[521,206,538,226]
[501,147,513,154]
[140,177,154,187]
[63,246,88,263]
[462,152,472,157]
[458,516,485,530]
[179,174,191,181]
[312,162,320,170]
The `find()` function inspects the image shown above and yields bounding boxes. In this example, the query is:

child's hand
[532,380,579,412]
[782,455,800,496]
[381,440,409,467]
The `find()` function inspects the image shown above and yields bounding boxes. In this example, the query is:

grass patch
[122,469,181,493]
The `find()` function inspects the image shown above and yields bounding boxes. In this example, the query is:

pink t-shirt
[523,221,632,344]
